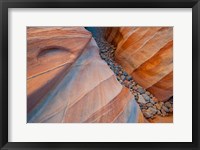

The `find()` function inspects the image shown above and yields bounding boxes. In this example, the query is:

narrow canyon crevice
[86,27,173,122]
[27,27,173,123]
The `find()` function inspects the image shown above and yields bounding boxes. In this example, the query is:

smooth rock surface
[27,27,145,123]
[104,27,173,102]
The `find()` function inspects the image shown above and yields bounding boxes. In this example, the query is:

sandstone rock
[27,27,145,123]
[104,27,173,102]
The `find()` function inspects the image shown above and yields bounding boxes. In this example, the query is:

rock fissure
[87,27,173,120]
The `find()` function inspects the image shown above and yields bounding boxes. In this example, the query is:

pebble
[157,110,161,115]
[138,95,147,104]
[155,102,163,110]
[147,107,157,115]
[141,106,148,110]
[143,112,152,119]
[146,103,153,107]
[142,94,151,102]
[152,97,158,102]
[164,102,172,108]
[124,80,130,87]
[146,91,151,96]
[132,82,136,86]
[142,109,146,113]
[161,109,167,116]
[149,98,156,104]
[153,105,157,109]
[134,93,138,98]
[162,105,170,113]
[101,54,106,59]
[129,84,133,89]
[121,75,126,81]
[123,72,128,76]
[150,94,154,98]
[137,87,145,94]
[126,75,132,81]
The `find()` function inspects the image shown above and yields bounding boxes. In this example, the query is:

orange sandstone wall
[27,27,92,114]
[104,27,173,101]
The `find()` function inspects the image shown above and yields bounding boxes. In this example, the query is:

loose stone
[129,84,133,89]
[143,112,152,119]
[142,94,151,102]
[123,72,128,76]
[146,91,151,96]
[149,98,155,105]
[155,102,163,110]
[121,75,126,81]
[164,101,172,108]
[138,95,147,104]
[147,107,157,115]
[146,103,153,107]
[161,109,167,116]
[126,75,132,81]
[157,110,161,115]
[124,80,130,87]
[162,105,170,113]
[137,87,145,94]
[152,97,158,102]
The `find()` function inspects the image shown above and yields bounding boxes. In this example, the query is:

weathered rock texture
[27,27,145,123]
[104,27,173,102]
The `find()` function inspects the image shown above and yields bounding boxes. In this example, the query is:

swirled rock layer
[104,27,173,101]
[27,27,145,123]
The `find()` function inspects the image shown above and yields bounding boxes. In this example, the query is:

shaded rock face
[27,27,144,123]
[104,27,173,102]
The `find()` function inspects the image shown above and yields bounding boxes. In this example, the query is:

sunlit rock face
[27,27,145,123]
[104,27,173,102]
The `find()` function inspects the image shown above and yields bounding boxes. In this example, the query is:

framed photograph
[0,0,199,149]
